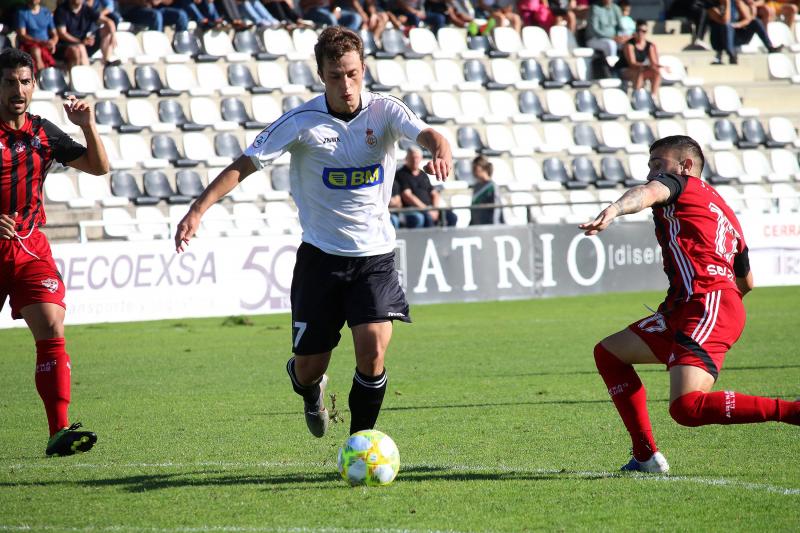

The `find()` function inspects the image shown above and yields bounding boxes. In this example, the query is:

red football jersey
[0,113,86,232]
[651,174,747,303]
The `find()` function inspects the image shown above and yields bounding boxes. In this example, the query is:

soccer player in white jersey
[174,27,452,438]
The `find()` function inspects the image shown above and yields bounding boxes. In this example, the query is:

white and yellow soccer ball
[337,430,400,486]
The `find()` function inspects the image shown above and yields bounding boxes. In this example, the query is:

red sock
[34,338,71,436]
[670,390,800,427]
[594,344,658,461]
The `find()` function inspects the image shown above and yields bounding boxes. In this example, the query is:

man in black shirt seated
[395,146,457,228]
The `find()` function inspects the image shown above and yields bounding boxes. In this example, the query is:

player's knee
[669,391,705,427]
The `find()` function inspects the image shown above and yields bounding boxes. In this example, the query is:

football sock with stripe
[35,338,71,437]
[286,357,321,406]
[594,343,659,462]
[349,368,387,435]
[670,390,800,426]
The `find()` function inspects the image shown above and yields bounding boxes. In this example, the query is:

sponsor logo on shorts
[41,278,59,293]
[668,353,676,364]
[322,164,383,190]
[387,312,405,317]
[638,313,666,333]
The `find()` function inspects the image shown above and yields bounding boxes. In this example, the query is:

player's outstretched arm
[416,128,452,182]
[63,96,110,175]
[174,155,256,252]
[579,180,672,235]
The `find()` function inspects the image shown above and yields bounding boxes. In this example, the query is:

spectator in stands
[118,0,190,32]
[755,0,796,29]
[86,0,122,26]
[426,0,473,29]
[239,0,282,27]
[211,0,258,29]
[262,0,312,29]
[351,0,397,47]
[475,0,522,33]
[397,146,457,228]
[585,0,626,58]
[618,0,636,37]
[615,19,664,99]
[470,155,501,226]
[15,0,58,72]
[666,0,712,50]
[518,0,578,33]
[176,0,226,28]
[708,0,781,65]
[299,0,361,29]
[54,0,119,69]
[392,0,446,33]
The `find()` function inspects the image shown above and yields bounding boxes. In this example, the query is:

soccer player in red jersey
[0,48,109,456]
[580,135,800,472]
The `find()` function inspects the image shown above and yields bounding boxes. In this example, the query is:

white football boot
[304,374,329,438]
[620,451,670,473]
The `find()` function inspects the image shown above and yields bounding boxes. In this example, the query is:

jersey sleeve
[244,114,299,170]
[383,96,428,143]
[733,246,750,277]
[651,173,685,205]
[41,119,87,164]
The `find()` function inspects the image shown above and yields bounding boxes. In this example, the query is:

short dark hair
[314,26,364,73]
[619,0,630,7]
[0,48,34,75]
[635,19,648,28]
[650,135,705,174]
[472,155,493,176]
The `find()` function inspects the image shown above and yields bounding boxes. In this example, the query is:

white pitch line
[2,461,799,497]
[0,527,468,533]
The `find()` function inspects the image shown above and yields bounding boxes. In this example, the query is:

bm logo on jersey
[322,164,384,190]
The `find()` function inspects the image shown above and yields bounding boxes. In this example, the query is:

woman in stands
[615,19,665,100]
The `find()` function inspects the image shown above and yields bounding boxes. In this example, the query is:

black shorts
[290,242,411,355]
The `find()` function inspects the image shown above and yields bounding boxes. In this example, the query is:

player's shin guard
[670,390,800,426]
[286,357,321,405]
[349,368,387,435]
[594,343,658,461]
[34,338,71,436]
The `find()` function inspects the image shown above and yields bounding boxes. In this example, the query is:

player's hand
[579,205,618,236]
[423,148,452,182]
[64,96,93,127]
[174,208,201,253]
[0,212,18,240]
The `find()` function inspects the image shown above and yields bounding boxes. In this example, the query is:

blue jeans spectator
[121,5,189,32]
[403,210,457,228]
[177,0,222,26]
[303,6,361,30]
[240,0,280,26]
[393,9,446,32]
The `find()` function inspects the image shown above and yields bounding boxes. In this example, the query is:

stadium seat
[767,53,800,83]
[44,173,94,208]
[403,93,444,124]
[152,135,198,167]
[686,86,713,116]
[221,97,265,130]
[288,61,324,92]
[627,153,649,184]
[408,27,441,57]
[658,86,693,117]
[120,134,168,169]
[712,85,759,117]
[517,90,544,121]
[458,126,499,156]
[101,135,135,169]
[432,59,480,91]
[737,118,768,148]
[714,118,741,146]
[569,156,597,189]
[201,203,249,237]
[683,119,718,149]
[104,65,147,97]
[134,205,171,239]
[741,150,774,184]
[484,124,515,154]
[601,121,646,153]
[437,27,482,59]
[714,185,744,212]
[189,97,238,131]
[773,183,800,213]
[95,101,142,133]
[770,149,800,182]
[544,88,592,122]
[512,156,555,190]
[377,28,420,59]
[631,88,667,118]
[547,122,591,155]
[403,59,435,91]
[78,172,128,207]
[454,158,475,185]
[656,119,685,139]
[70,66,118,99]
[141,30,187,63]
[459,92,494,124]
[510,124,548,154]
[630,121,655,147]
[257,62,305,93]
[548,25,593,58]
[485,91,520,124]
[228,63,266,94]
[292,28,319,59]
[29,100,78,134]
[173,30,216,62]
[536,190,571,223]
[711,151,748,184]
[270,165,291,192]
[196,63,246,96]
[144,170,191,204]
[250,94,283,124]
[133,65,178,97]
[113,31,144,64]
[542,157,570,187]
[265,200,300,234]
[111,171,159,205]
[503,191,535,225]
[233,29,272,60]
[600,87,649,120]
[767,116,799,147]
[176,169,206,198]
[102,207,145,240]
[546,57,587,88]
[214,132,243,160]
[574,89,600,117]
[431,92,464,123]
[159,100,203,131]
[599,156,629,188]
[658,55,702,86]
[742,184,774,213]
[165,64,213,96]
[282,95,305,113]
[519,25,552,58]
[573,122,603,153]
[519,58,545,87]
[203,30,249,62]
[567,189,600,223]
[232,202,269,235]
[467,34,491,57]
[492,27,523,56]
[262,28,295,58]
[462,59,490,88]
[38,67,70,97]
[490,58,535,90]
[182,132,232,167]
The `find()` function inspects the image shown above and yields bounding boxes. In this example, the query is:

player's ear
[682,159,693,175]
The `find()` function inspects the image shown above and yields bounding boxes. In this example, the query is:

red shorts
[0,229,66,320]
[627,289,746,380]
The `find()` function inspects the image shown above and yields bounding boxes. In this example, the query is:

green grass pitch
[1,287,799,532]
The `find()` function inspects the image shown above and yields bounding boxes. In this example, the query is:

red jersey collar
[0,113,34,135]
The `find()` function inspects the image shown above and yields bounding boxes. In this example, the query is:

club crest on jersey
[41,278,59,293]
[322,163,383,190]
[365,128,377,147]
[31,136,41,149]
[13,141,25,153]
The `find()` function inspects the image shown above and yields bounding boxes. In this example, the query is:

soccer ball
[337,430,400,486]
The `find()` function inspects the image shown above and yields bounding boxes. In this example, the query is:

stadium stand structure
[9,18,797,242]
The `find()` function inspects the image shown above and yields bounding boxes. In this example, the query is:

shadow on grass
[496,363,800,378]
[0,465,618,492]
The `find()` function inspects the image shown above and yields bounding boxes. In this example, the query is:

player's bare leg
[668,364,800,427]
[594,328,669,473]
[288,352,332,437]
[21,303,97,456]
[349,321,391,435]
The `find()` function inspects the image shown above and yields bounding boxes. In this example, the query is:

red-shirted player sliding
[580,135,799,473]
[0,49,109,456]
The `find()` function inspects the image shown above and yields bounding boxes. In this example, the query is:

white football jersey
[244,91,428,257]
